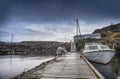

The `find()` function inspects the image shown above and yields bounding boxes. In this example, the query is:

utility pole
[65,33,66,42]
[11,33,13,44]
[10,33,13,65]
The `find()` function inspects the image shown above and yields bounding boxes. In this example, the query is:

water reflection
[90,54,120,79]
[90,61,117,79]
[111,54,120,77]
[0,55,53,79]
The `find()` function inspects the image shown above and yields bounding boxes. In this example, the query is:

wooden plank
[82,55,105,79]
[12,52,105,79]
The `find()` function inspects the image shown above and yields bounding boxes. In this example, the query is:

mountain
[93,23,120,38]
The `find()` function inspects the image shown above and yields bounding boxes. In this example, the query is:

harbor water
[0,55,53,79]
[90,54,120,79]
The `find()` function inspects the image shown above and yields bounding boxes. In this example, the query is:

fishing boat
[83,43,115,64]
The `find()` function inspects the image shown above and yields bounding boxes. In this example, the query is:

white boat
[83,43,115,64]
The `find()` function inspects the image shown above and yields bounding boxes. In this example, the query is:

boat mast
[76,18,81,40]
[76,18,82,52]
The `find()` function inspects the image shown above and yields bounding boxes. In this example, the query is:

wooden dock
[13,52,105,79]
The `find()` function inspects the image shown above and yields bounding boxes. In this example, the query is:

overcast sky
[0,0,120,42]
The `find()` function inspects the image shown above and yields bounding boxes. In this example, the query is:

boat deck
[13,53,105,79]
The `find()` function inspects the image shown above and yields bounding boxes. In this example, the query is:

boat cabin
[84,43,110,51]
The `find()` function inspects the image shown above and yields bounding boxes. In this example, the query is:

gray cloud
[1,0,120,41]
[0,0,120,25]
[0,30,9,34]
[0,30,10,41]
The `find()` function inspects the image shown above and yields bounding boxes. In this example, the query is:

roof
[74,33,101,39]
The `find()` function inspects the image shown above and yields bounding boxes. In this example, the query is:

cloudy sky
[0,0,120,42]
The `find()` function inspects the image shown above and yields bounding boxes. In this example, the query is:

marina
[13,53,105,79]
[0,17,120,79]
[0,0,120,79]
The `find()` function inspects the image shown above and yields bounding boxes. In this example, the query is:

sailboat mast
[75,18,81,52]
[76,18,81,40]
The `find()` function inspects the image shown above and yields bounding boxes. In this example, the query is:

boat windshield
[88,46,98,50]
[100,45,109,49]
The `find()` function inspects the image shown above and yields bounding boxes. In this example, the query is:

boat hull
[83,50,115,64]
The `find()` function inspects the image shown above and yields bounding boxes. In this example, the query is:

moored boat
[83,43,115,64]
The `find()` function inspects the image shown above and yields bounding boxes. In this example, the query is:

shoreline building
[74,33,101,41]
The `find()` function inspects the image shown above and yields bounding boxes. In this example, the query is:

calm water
[91,54,120,79]
[0,55,53,79]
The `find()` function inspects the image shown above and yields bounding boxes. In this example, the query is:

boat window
[88,46,98,50]
[100,45,109,49]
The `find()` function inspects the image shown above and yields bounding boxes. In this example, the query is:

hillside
[93,23,120,39]
[92,23,120,54]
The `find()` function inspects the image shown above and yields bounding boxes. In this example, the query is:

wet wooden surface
[17,53,105,79]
